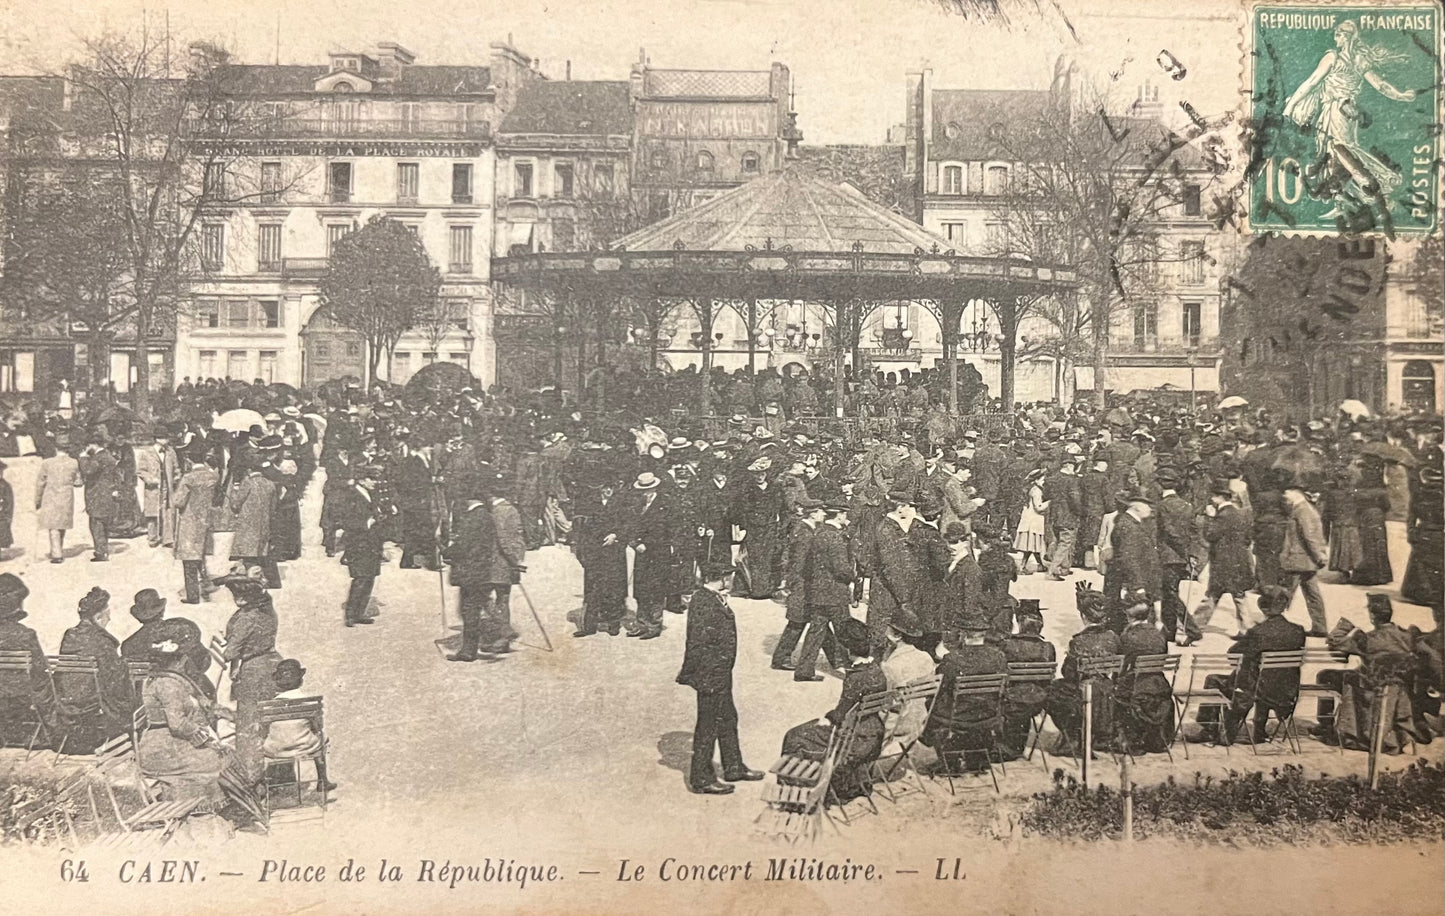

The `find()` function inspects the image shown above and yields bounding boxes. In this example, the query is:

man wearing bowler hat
[676,561,763,794]
[1109,492,1161,617]
[121,589,214,698]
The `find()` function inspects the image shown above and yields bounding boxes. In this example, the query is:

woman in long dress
[34,441,83,563]
[1350,454,1394,586]
[1012,468,1049,574]
[1283,20,1418,217]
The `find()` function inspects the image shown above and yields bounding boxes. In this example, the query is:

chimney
[375,42,416,80]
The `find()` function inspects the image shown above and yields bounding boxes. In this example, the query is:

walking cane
[515,582,553,653]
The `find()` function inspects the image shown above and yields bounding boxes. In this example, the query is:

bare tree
[985,79,1204,407]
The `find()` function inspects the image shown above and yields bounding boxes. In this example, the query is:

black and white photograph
[0,0,1440,913]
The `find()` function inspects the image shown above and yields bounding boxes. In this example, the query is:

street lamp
[1186,346,1199,414]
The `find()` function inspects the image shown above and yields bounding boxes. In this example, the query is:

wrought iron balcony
[281,257,330,278]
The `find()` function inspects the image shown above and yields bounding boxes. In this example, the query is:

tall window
[451,163,473,204]
[203,163,226,199]
[650,149,668,169]
[227,350,249,380]
[1182,183,1202,216]
[196,300,220,329]
[1182,301,1202,347]
[260,161,282,203]
[456,103,476,132]
[398,102,420,133]
[258,351,278,384]
[695,151,714,174]
[554,162,575,197]
[943,222,966,245]
[397,162,420,203]
[941,165,963,195]
[513,162,533,198]
[1181,240,1205,285]
[328,162,353,203]
[198,350,217,378]
[257,224,283,271]
[258,300,281,329]
[595,162,615,193]
[984,165,1009,196]
[1133,303,1158,349]
[201,224,225,271]
[327,223,352,258]
[740,152,760,174]
[448,225,473,273]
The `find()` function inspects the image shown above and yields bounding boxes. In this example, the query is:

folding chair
[258,696,329,816]
[1119,654,1182,763]
[758,707,855,844]
[0,650,51,758]
[1241,650,1305,755]
[1006,660,1058,772]
[1071,655,1124,764]
[208,636,229,697]
[1298,648,1353,752]
[1170,653,1241,759]
[89,707,203,848]
[126,661,154,699]
[47,654,104,761]
[825,689,894,823]
[930,673,1009,795]
[871,674,943,802]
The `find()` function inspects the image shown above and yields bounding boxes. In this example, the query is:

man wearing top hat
[676,561,763,794]
[868,489,924,655]
[121,588,214,698]
[623,471,672,640]
[0,573,54,744]
[1000,598,1056,759]
[56,587,135,752]
[338,466,392,627]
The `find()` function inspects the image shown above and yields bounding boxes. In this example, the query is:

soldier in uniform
[676,561,763,794]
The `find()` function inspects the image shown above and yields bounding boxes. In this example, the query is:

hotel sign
[638,102,774,139]
[203,141,488,158]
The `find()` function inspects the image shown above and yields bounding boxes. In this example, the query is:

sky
[0,0,1245,143]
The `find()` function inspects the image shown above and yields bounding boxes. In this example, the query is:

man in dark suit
[1156,469,1202,646]
[1193,481,1256,639]
[868,490,923,654]
[1116,591,1174,754]
[1110,494,1162,617]
[1198,585,1306,745]
[0,573,55,746]
[392,438,439,570]
[973,522,1016,638]
[1077,457,1109,568]
[793,502,853,682]
[735,459,784,598]
[573,480,628,637]
[625,472,673,640]
[1043,456,1082,580]
[78,436,122,562]
[923,613,1008,774]
[676,562,763,794]
[338,467,392,628]
[771,498,824,673]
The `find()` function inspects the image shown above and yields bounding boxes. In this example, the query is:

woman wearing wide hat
[214,566,283,783]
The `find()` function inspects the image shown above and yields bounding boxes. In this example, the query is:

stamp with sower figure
[1245,2,1442,237]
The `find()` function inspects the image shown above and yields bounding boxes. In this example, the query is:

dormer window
[941,163,964,195]
[332,57,361,73]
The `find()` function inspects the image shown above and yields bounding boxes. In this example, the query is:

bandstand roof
[491,168,1077,302]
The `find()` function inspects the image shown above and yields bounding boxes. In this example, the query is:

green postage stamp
[1246,2,1443,236]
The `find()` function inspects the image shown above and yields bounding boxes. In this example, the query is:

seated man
[1000,599,1056,760]
[1315,594,1429,752]
[1408,604,1442,739]
[0,573,54,746]
[56,587,135,753]
[260,659,335,794]
[120,589,216,700]
[1115,590,1175,755]
[780,617,886,803]
[1197,585,1305,745]
[921,613,1007,774]
[1046,587,1122,753]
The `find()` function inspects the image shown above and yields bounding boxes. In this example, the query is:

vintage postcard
[0,0,1441,914]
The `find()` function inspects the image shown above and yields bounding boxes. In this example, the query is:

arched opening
[1402,359,1437,413]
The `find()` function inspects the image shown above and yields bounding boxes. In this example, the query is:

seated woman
[780,617,886,802]
[138,624,264,827]
[261,659,335,793]
[921,618,1007,774]
[1316,594,1428,752]
[1115,591,1175,754]
[1045,587,1122,753]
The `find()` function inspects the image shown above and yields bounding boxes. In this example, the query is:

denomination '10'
[1262,157,1304,205]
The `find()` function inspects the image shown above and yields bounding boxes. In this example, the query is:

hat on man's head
[1257,585,1291,617]
[746,456,773,473]
[835,616,875,658]
[888,616,924,639]
[256,434,284,451]
[273,658,307,686]
[1016,598,1045,621]
[78,587,110,618]
[633,472,661,491]
[130,588,167,623]
[0,573,29,621]
[699,560,737,584]
[885,488,916,506]
[1155,468,1181,488]
[1210,478,1235,497]
[1367,593,1394,619]
[942,521,970,541]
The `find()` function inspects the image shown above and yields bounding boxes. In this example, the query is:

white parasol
[1338,399,1370,420]
[211,408,266,433]
[1217,396,1249,410]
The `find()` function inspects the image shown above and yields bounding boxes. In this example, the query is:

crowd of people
[0,363,1442,808]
